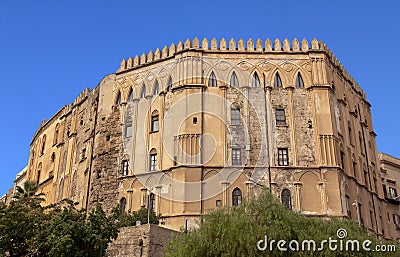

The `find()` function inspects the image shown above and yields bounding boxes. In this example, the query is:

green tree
[113,206,161,228]
[165,188,399,257]
[36,200,119,257]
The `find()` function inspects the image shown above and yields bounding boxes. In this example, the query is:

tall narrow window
[281,189,292,209]
[348,121,353,144]
[120,197,127,213]
[167,76,173,91]
[383,184,387,198]
[208,71,217,87]
[274,72,282,88]
[151,111,159,132]
[116,91,122,105]
[278,148,289,166]
[149,149,157,171]
[275,108,286,125]
[36,163,42,185]
[389,187,398,199]
[252,72,261,87]
[358,203,364,225]
[345,195,351,218]
[154,80,160,95]
[230,72,239,87]
[125,123,132,138]
[53,124,60,145]
[232,188,242,206]
[40,135,46,155]
[149,193,155,212]
[122,160,129,176]
[231,104,240,125]
[140,84,146,99]
[128,88,134,102]
[232,148,241,165]
[340,150,345,169]
[295,73,304,88]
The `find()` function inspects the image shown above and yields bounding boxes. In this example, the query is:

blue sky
[1,1,399,195]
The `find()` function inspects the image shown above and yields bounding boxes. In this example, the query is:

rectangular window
[389,187,397,199]
[125,123,132,138]
[393,214,400,229]
[122,160,129,176]
[232,148,241,165]
[151,116,159,132]
[150,154,157,171]
[383,184,387,198]
[278,148,289,166]
[216,200,222,207]
[340,151,345,170]
[275,108,286,125]
[363,170,369,187]
[345,195,351,218]
[231,107,240,125]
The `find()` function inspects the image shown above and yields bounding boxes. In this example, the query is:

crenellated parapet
[116,37,318,73]
[116,37,364,96]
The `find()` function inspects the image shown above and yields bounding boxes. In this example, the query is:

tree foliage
[113,206,161,228]
[165,188,399,257]
[0,181,120,257]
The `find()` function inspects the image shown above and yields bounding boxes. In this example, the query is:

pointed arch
[127,87,134,102]
[208,71,217,87]
[40,135,46,155]
[115,91,122,105]
[230,71,239,88]
[296,72,304,88]
[53,123,60,145]
[140,84,146,99]
[232,187,242,206]
[153,80,160,95]
[166,76,173,91]
[274,72,283,88]
[120,197,127,213]
[281,188,292,209]
[252,71,261,87]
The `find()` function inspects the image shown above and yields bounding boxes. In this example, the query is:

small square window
[125,124,132,138]
[278,148,288,166]
[216,200,222,207]
[193,117,198,124]
[276,109,286,126]
[232,148,241,165]
[151,115,159,132]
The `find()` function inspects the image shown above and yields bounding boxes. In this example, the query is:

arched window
[230,72,239,87]
[37,162,42,185]
[281,189,292,209]
[140,84,146,99]
[274,72,282,88]
[208,71,217,87]
[149,148,157,171]
[232,187,242,206]
[149,193,155,212]
[296,73,304,88]
[231,104,240,125]
[116,91,122,105]
[40,135,46,155]
[153,80,160,95]
[53,123,60,145]
[252,72,261,87]
[120,197,127,213]
[151,110,159,132]
[128,88,134,102]
[167,76,173,91]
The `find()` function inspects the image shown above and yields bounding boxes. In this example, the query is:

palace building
[20,37,398,238]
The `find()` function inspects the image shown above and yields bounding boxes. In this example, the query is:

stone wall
[107,224,179,257]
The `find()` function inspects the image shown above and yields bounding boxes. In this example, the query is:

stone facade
[21,37,392,238]
[107,224,178,257]
[379,153,400,240]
